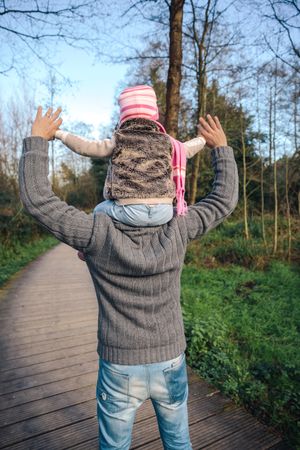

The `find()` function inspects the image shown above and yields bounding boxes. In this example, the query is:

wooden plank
[0,320,96,343]
[0,325,97,351]
[0,297,96,312]
[0,360,98,395]
[0,342,97,372]
[0,371,97,410]
[0,351,97,383]
[0,417,98,450]
[0,385,96,427]
[0,400,96,448]
[0,314,98,334]
[0,305,97,322]
[0,333,96,363]
[268,441,293,450]
[186,408,275,449]
[65,437,99,450]
[0,329,96,355]
[204,421,283,449]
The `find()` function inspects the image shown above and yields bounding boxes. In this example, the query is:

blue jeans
[94,200,174,227]
[96,352,193,449]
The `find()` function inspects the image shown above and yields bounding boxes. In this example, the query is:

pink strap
[169,136,188,216]
[153,120,188,215]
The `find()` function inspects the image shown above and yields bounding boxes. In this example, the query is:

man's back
[19,136,238,365]
[86,216,187,364]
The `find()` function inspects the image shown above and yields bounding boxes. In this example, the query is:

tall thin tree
[188,0,214,204]
[165,0,185,137]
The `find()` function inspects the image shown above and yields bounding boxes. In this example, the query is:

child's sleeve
[55,130,115,158]
[183,136,206,159]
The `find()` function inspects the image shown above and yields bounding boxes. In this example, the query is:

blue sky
[0,44,128,134]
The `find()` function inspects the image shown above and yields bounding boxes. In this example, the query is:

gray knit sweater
[19,137,238,365]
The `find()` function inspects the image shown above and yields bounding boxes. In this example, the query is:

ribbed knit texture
[19,137,239,365]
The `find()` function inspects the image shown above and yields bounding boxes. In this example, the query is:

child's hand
[198,115,227,148]
[31,106,63,141]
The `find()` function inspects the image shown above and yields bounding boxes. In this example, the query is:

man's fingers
[51,118,63,130]
[214,116,222,130]
[199,117,213,133]
[199,128,209,140]
[35,106,43,120]
[45,107,53,118]
[52,107,62,121]
[206,114,218,130]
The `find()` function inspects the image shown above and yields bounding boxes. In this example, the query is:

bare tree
[184,0,239,204]
[256,72,267,245]
[284,153,292,262]
[0,1,106,75]
[266,0,300,59]
[187,0,214,204]
[240,104,249,240]
[257,0,300,71]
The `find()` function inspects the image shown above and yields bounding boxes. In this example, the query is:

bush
[213,238,268,269]
[184,216,300,269]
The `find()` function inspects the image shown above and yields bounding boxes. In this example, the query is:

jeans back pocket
[163,353,188,404]
[97,360,130,414]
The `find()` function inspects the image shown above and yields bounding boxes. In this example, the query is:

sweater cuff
[23,136,48,154]
[211,146,234,161]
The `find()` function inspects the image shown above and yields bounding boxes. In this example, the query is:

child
[55,85,206,228]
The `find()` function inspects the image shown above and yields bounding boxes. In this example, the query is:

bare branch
[264,34,300,72]
[266,0,300,58]
[0,2,96,17]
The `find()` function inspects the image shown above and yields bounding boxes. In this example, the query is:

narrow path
[0,243,286,449]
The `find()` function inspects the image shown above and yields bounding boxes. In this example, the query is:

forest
[0,0,299,447]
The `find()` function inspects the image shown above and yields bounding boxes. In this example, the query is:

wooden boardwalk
[0,244,287,449]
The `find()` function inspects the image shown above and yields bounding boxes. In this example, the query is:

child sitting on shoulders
[55,85,206,229]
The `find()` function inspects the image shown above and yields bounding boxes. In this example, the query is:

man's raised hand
[31,106,63,141]
[198,114,227,149]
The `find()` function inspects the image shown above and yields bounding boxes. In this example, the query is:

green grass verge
[181,261,300,448]
[0,236,59,287]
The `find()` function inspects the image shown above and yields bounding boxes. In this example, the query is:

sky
[0,44,128,136]
[0,0,149,136]
[0,0,297,156]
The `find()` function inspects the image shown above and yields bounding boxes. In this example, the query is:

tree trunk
[256,75,266,244]
[285,155,291,262]
[165,0,185,138]
[260,154,266,245]
[272,66,278,255]
[188,74,207,204]
[240,106,249,240]
[188,0,212,205]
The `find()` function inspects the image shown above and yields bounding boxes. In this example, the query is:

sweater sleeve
[19,136,104,252]
[55,130,115,158]
[183,146,239,242]
[183,136,206,159]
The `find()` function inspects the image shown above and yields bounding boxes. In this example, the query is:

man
[19,106,238,450]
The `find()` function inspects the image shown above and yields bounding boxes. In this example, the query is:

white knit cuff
[55,130,69,141]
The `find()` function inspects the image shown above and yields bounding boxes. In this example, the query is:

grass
[0,236,59,287]
[181,217,300,448]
